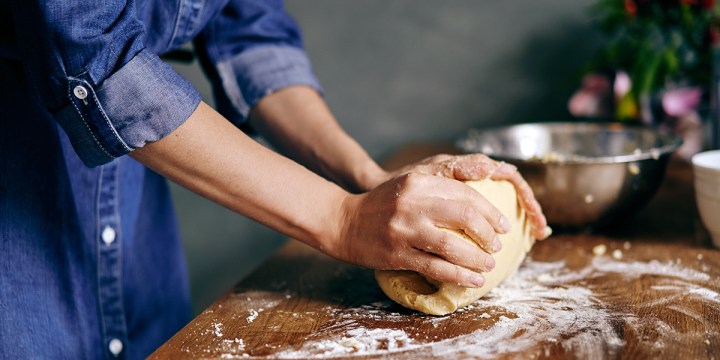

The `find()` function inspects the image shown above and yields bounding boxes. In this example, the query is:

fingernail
[485,256,496,271]
[492,235,503,252]
[499,216,511,233]
[542,226,553,239]
[471,274,485,287]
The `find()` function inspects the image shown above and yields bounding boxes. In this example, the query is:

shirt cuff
[215,45,323,122]
[55,49,202,167]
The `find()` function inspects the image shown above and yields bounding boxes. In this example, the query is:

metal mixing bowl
[456,122,682,228]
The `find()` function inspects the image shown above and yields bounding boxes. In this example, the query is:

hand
[378,153,551,241]
[332,172,513,288]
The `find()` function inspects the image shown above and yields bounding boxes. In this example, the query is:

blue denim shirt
[0,0,321,358]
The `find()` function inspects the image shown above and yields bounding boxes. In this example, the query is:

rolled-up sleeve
[195,0,322,126]
[10,0,201,167]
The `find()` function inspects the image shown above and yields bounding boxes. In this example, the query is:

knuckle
[475,226,495,245]
[403,171,422,183]
[413,172,432,185]
[384,220,406,245]
[392,173,412,191]
[468,153,489,161]
[386,218,401,232]
[460,203,478,223]
[396,172,425,191]
[464,225,482,243]
[436,235,454,256]
[503,162,518,172]
[494,210,505,225]
[415,258,434,275]
[449,265,467,284]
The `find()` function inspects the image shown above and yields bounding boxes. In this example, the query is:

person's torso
[0,0,230,60]
[0,1,236,357]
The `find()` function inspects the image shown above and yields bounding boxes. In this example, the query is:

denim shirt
[0,0,321,358]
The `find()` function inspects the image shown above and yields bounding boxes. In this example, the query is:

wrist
[354,161,388,192]
[312,189,357,260]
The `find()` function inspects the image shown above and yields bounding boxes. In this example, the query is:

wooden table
[151,144,720,359]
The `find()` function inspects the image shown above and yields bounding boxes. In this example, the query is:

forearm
[130,101,530,289]
[249,86,386,192]
[131,101,346,252]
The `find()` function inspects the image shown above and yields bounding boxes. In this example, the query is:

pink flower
[613,71,631,99]
[568,73,612,117]
[568,71,632,118]
[661,87,702,117]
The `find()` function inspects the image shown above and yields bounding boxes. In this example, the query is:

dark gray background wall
[170,0,600,313]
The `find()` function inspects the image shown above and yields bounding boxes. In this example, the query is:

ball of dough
[375,179,534,316]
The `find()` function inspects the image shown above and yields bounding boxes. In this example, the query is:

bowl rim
[691,149,720,172]
[456,121,683,164]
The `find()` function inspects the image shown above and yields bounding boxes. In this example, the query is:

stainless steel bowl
[457,122,682,228]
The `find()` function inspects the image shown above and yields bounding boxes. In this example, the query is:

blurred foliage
[591,0,719,119]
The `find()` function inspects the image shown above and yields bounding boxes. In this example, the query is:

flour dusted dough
[375,180,534,316]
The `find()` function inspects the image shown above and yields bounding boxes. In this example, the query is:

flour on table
[592,244,608,256]
[212,322,223,338]
[272,255,716,359]
[219,338,245,355]
[246,310,259,324]
[275,259,617,358]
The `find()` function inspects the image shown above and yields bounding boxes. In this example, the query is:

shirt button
[101,226,116,245]
[73,85,88,100]
[108,338,123,356]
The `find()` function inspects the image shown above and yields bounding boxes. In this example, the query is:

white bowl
[691,150,720,248]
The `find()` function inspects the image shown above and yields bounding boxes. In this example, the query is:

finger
[489,163,550,240]
[407,250,488,288]
[425,179,511,236]
[389,154,455,178]
[418,154,454,165]
[414,230,497,272]
[430,207,503,254]
[432,154,501,180]
[432,157,551,241]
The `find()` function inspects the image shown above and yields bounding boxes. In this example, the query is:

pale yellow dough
[375,179,534,316]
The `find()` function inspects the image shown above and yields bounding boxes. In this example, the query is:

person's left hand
[375,154,551,240]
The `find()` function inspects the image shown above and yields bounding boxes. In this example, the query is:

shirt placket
[97,160,128,358]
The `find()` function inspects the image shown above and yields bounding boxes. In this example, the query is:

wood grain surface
[151,144,720,359]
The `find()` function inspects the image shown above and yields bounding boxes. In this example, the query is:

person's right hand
[329,172,512,288]
[373,153,550,241]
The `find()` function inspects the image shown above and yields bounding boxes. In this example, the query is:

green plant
[592,0,719,119]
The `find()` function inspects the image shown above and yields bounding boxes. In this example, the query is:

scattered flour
[688,287,720,301]
[592,244,607,256]
[246,310,259,324]
[219,338,246,356]
[232,290,284,309]
[591,257,710,282]
[270,256,716,359]
[211,322,223,338]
